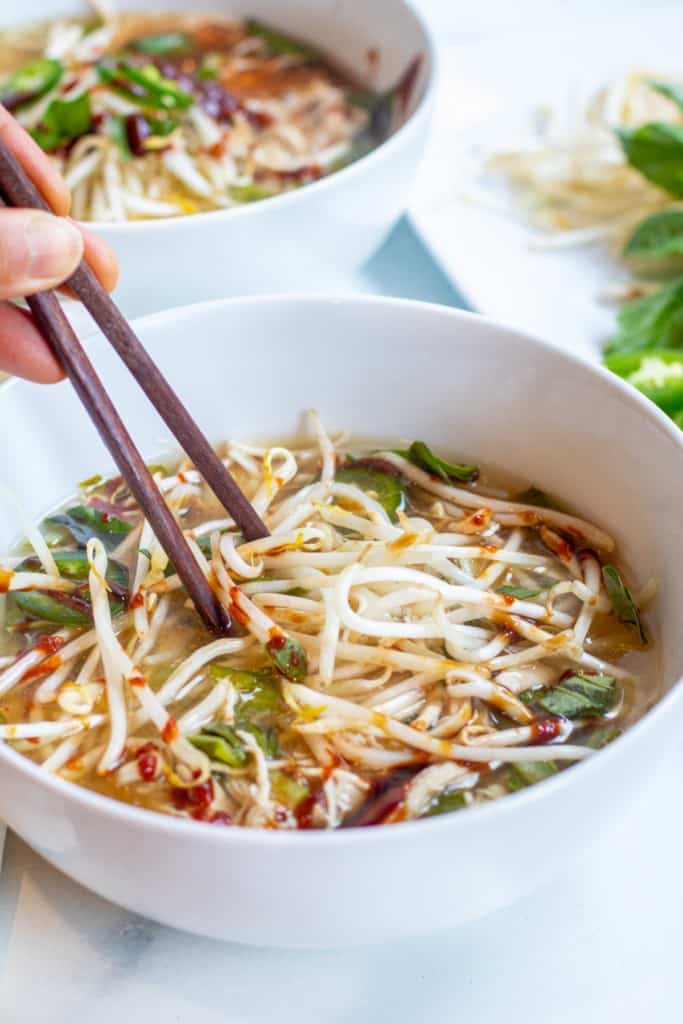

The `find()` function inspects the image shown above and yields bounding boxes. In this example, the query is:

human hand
[0,106,119,383]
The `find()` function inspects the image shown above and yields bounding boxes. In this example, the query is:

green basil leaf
[1,57,63,109]
[246,20,318,60]
[336,463,405,520]
[228,182,276,204]
[582,725,621,749]
[47,505,132,550]
[497,585,545,599]
[236,720,280,758]
[404,440,479,484]
[209,665,283,715]
[616,123,683,197]
[602,565,648,644]
[520,673,616,719]
[270,768,311,809]
[514,485,561,510]
[31,92,92,151]
[508,760,558,791]
[623,209,683,259]
[131,32,191,55]
[605,276,683,356]
[649,81,683,111]
[265,635,307,682]
[424,788,468,816]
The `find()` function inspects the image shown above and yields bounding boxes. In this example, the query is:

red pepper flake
[208,811,232,826]
[162,717,179,743]
[294,792,318,829]
[136,742,159,782]
[129,671,145,689]
[500,593,515,607]
[530,718,562,744]
[24,653,62,681]
[0,568,13,593]
[228,586,250,627]
[267,629,286,651]
[173,778,215,819]
[37,635,66,656]
[130,591,145,610]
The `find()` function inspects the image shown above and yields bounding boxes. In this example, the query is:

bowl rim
[1,292,682,848]
[61,0,437,235]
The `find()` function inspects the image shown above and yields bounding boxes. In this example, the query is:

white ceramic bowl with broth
[1,295,682,948]
[2,0,435,317]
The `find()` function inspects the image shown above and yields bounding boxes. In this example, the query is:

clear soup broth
[0,418,658,828]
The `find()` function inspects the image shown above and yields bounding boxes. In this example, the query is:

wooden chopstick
[0,140,269,543]
[22,287,231,635]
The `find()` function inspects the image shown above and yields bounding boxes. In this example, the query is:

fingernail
[25,214,83,282]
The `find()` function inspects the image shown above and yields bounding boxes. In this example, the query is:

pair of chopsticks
[0,138,270,636]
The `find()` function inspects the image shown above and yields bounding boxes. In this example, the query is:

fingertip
[0,303,66,383]
[73,222,120,292]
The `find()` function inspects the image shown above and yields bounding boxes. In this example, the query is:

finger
[0,302,65,383]
[0,208,84,300]
[73,221,119,292]
[0,105,70,216]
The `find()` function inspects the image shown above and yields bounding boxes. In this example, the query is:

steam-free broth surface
[0,416,657,828]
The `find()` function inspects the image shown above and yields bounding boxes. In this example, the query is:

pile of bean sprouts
[0,413,649,828]
[486,72,682,256]
[3,9,369,221]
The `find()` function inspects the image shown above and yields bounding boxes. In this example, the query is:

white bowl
[5,0,435,317]
[1,295,682,948]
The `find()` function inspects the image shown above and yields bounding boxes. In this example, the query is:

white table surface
[2,3,683,1020]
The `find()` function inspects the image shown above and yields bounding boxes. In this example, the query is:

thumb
[0,208,84,300]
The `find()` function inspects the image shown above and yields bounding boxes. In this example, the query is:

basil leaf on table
[616,123,683,197]
[649,81,683,111]
[623,209,683,260]
[604,276,683,356]
[602,565,648,644]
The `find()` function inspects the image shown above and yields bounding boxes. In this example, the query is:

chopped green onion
[246,20,318,60]
[497,585,545,599]
[424,789,468,816]
[228,182,276,204]
[508,761,558,791]
[270,768,311,809]
[131,32,191,56]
